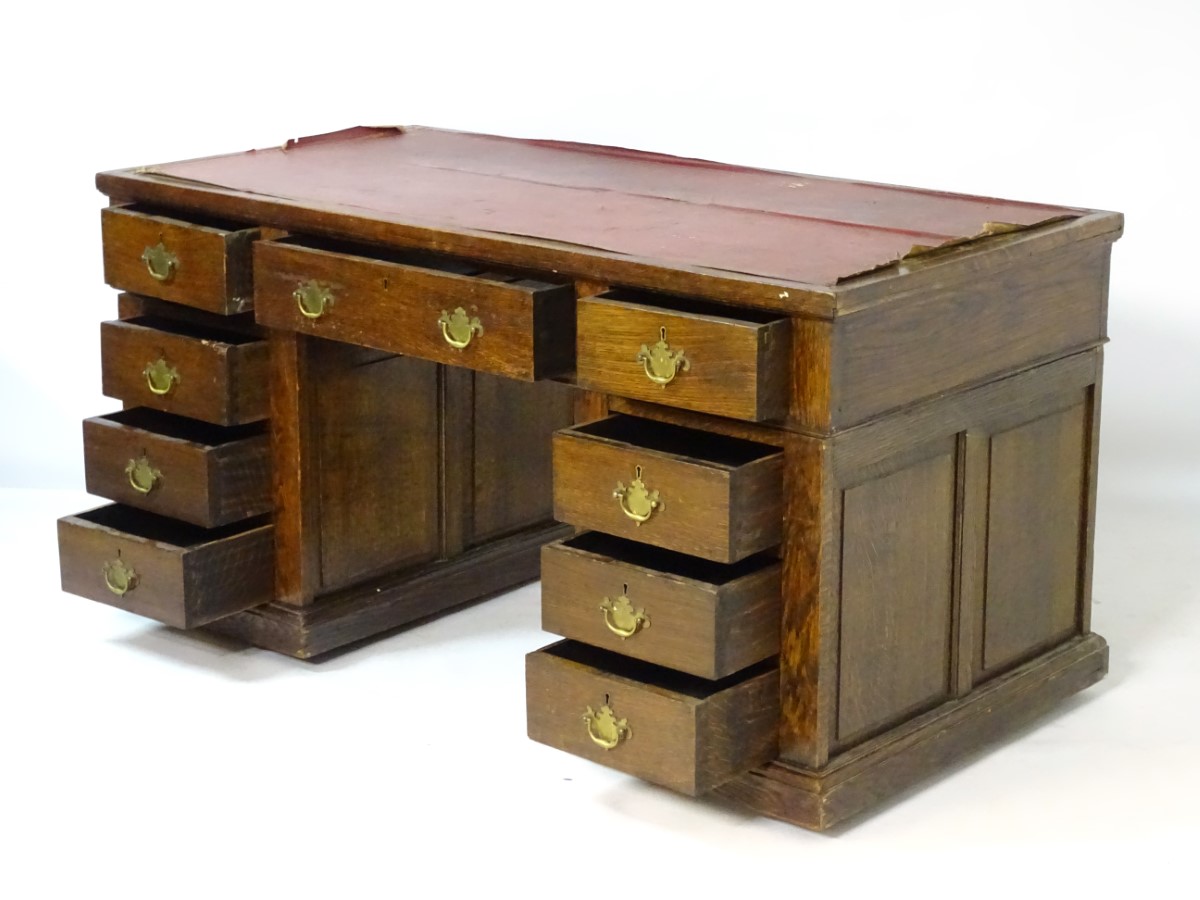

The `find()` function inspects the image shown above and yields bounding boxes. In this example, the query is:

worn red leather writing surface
[141,126,1078,286]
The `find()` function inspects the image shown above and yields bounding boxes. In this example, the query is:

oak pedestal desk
[57,127,1122,830]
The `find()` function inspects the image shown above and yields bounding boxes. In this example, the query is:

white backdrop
[1,2,1197,896]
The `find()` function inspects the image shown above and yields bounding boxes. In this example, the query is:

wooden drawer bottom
[57,504,273,629]
[526,640,779,796]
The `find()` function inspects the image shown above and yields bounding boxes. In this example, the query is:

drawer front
[57,504,273,629]
[102,205,259,315]
[254,239,575,381]
[576,293,790,422]
[100,317,268,426]
[526,641,779,796]
[83,409,270,528]
[553,416,784,563]
[541,534,781,679]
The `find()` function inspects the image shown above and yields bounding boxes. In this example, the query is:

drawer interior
[73,504,267,548]
[120,202,256,235]
[593,287,785,324]
[542,639,776,698]
[97,408,265,446]
[570,415,779,468]
[270,234,567,288]
[122,314,262,345]
[561,532,774,584]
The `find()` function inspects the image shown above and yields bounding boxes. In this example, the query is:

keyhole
[634,465,642,480]
[659,326,667,341]
[604,693,610,706]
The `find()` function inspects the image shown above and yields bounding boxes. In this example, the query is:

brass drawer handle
[102,558,138,596]
[438,307,483,349]
[294,280,335,319]
[600,584,650,639]
[125,455,162,494]
[141,242,178,282]
[613,465,661,525]
[143,357,180,396]
[583,700,631,750]
[636,326,689,386]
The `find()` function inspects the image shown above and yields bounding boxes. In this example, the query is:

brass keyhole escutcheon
[613,465,661,525]
[141,242,178,282]
[102,557,138,596]
[583,697,631,750]
[438,307,484,349]
[600,584,650,639]
[294,280,335,319]
[143,357,180,396]
[125,455,162,494]
[636,326,689,386]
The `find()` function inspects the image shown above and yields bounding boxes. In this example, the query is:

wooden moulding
[527,640,780,797]
[101,204,259,315]
[205,521,572,658]
[253,237,576,381]
[574,291,791,423]
[715,633,1108,831]
[540,533,781,680]
[57,504,273,629]
[553,415,784,564]
[83,409,270,529]
[100,316,268,426]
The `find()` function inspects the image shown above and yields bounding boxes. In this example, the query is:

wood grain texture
[58,504,273,628]
[254,238,575,380]
[470,375,575,544]
[526,641,779,796]
[314,349,442,592]
[836,451,957,746]
[575,293,790,422]
[831,240,1110,427]
[102,205,258,314]
[717,634,1108,831]
[979,403,1088,676]
[100,316,267,426]
[82,409,269,528]
[540,533,781,679]
[207,521,571,658]
[552,416,783,563]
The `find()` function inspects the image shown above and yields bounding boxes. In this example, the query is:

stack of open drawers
[57,206,276,628]
[527,292,793,795]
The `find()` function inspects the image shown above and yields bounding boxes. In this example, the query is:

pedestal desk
[57,127,1122,829]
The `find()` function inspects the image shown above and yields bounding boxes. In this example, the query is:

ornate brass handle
[438,307,484,349]
[102,558,138,596]
[143,357,180,396]
[600,584,650,639]
[583,701,631,750]
[636,326,689,386]
[125,455,162,494]
[294,280,335,319]
[141,242,178,282]
[613,465,661,525]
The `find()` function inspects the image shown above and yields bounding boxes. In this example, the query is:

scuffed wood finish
[575,292,790,422]
[540,533,781,679]
[553,416,784,563]
[83,409,269,528]
[209,521,572,658]
[526,641,779,796]
[101,205,259,315]
[57,504,273,629]
[717,634,1108,831]
[100,316,268,426]
[117,292,263,337]
[254,237,575,381]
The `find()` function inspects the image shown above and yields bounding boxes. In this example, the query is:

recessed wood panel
[315,346,441,591]
[981,405,1087,675]
[837,452,956,745]
[470,374,574,544]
